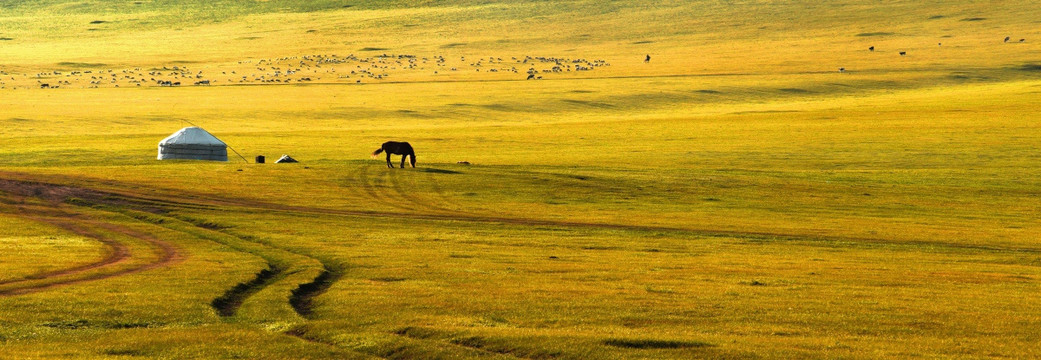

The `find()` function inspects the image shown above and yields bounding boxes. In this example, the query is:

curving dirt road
[0,179,182,297]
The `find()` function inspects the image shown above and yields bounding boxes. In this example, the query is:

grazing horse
[372,141,416,168]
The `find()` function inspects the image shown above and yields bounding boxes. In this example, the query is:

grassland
[2,0,1041,359]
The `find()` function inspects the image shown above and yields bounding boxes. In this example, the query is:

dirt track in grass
[0,178,183,296]
[3,172,1039,257]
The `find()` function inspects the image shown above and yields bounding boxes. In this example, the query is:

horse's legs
[386,152,394,168]
[400,155,407,168]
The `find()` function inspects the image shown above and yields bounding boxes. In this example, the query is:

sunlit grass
[0,216,104,282]
[1,0,1041,358]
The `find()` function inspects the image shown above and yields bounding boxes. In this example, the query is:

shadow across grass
[420,168,461,174]
[56,62,107,68]
[856,32,894,37]
[41,319,160,329]
[449,335,564,359]
[1018,64,1041,72]
[603,338,713,349]
[394,326,445,339]
[172,215,229,230]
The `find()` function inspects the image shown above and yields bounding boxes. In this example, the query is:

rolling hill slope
[1,1,1040,359]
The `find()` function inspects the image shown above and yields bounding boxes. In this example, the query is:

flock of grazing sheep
[4,34,1029,89]
[0,53,611,90]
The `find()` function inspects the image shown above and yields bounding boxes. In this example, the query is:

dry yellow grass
[1,0,1040,359]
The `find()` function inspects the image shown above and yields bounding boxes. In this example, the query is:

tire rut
[354,164,481,216]
[2,175,340,320]
[355,165,418,213]
[190,226,328,319]
[5,173,1038,256]
[3,174,356,354]
[4,171,1039,357]
[289,263,345,318]
[0,214,130,288]
[120,210,297,318]
[211,265,286,317]
[386,171,466,215]
[0,205,182,297]
[127,209,335,319]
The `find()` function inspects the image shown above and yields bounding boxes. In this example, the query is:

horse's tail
[372,148,384,157]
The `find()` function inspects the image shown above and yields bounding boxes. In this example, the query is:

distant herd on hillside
[838,35,1027,73]
[2,33,1032,89]
[0,53,611,90]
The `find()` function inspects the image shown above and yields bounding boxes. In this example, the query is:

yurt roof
[159,127,226,146]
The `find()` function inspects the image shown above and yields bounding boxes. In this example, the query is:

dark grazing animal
[899,51,906,56]
[372,141,416,168]
[869,46,874,51]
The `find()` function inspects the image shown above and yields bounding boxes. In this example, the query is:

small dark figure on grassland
[645,54,651,62]
[372,141,416,168]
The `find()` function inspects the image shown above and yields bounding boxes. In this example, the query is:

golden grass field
[2,0,1041,358]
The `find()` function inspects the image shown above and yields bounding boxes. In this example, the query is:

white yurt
[157,127,228,161]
